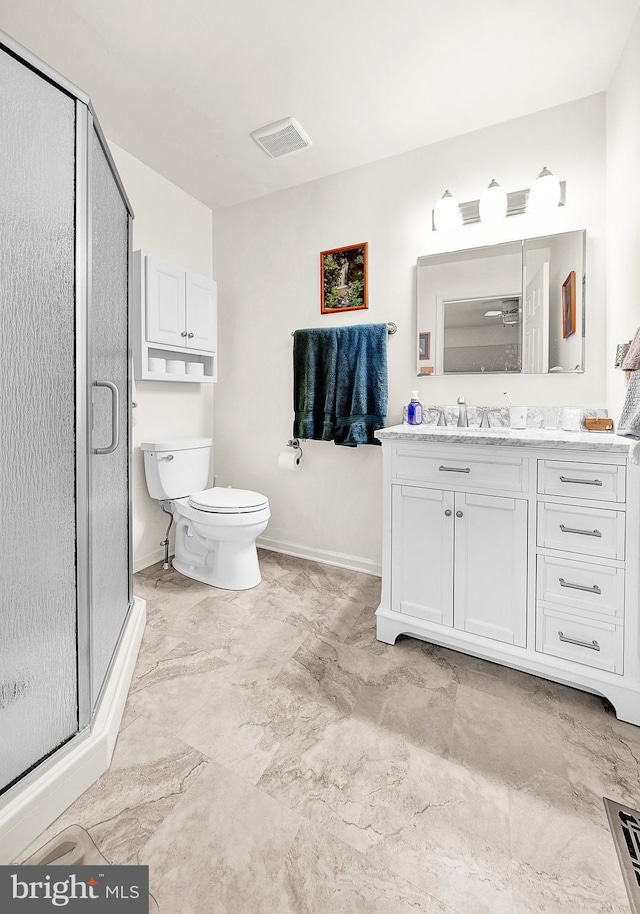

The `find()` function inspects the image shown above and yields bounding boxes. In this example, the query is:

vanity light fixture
[526,166,562,216]
[433,189,462,231]
[432,169,565,230]
[479,178,507,224]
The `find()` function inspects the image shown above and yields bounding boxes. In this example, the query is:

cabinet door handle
[444,509,452,517]
[558,577,602,595]
[187,332,194,338]
[439,466,470,473]
[181,330,188,337]
[558,631,601,651]
[456,510,463,518]
[559,475,603,486]
[559,524,602,538]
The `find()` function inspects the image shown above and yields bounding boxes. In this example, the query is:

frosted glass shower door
[88,123,132,709]
[0,48,78,792]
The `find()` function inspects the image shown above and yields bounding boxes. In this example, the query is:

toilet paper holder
[287,438,303,464]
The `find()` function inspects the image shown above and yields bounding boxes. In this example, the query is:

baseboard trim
[0,596,146,864]
[134,547,165,573]
[257,536,381,577]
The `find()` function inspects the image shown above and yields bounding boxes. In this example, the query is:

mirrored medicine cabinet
[416,230,585,376]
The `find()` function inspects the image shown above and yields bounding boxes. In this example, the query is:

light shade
[434,189,461,231]
[526,166,561,216]
[479,179,507,224]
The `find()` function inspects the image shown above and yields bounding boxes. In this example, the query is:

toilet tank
[141,438,212,499]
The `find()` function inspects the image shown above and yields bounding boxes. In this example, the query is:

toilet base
[173,542,262,591]
[170,504,269,591]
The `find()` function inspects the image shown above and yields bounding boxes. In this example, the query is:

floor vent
[23,825,159,911]
[604,797,640,912]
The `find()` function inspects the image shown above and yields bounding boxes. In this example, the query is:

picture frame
[562,271,576,339]
[418,331,431,360]
[320,242,368,314]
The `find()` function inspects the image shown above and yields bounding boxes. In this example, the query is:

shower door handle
[93,381,120,455]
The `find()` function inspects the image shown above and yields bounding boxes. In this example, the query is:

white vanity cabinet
[392,483,528,645]
[132,250,217,382]
[376,426,640,726]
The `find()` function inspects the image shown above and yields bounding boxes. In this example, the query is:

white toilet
[141,437,270,590]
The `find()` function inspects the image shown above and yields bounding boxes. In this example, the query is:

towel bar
[291,322,396,336]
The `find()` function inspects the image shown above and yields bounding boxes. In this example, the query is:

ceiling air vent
[251,117,312,158]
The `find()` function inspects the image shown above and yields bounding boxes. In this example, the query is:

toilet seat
[188,486,269,514]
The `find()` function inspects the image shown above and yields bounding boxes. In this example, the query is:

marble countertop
[376,423,640,454]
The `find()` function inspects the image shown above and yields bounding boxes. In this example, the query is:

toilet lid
[188,486,268,514]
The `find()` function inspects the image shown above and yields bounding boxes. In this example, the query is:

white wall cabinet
[377,430,640,726]
[133,250,217,382]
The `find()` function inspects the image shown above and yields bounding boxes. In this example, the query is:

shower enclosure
[0,32,133,796]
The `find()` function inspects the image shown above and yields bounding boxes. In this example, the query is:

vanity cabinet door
[391,485,454,626]
[453,492,528,646]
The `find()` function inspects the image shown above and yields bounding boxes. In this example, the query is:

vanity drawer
[536,555,624,618]
[536,605,623,674]
[537,502,625,560]
[538,460,626,503]
[393,447,526,493]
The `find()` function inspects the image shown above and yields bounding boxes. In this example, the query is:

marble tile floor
[19,550,640,913]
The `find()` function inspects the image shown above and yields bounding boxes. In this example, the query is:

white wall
[108,142,214,571]
[606,9,640,420]
[213,95,606,574]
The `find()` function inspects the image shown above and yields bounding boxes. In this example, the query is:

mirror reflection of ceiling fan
[484,298,520,326]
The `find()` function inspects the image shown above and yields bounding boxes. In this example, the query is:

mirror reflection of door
[522,262,550,373]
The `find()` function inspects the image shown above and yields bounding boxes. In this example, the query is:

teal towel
[293,323,388,446]
[293,327,338,441]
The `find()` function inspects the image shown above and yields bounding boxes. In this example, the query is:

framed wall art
[320,242,368,314]
[562,270,576,339]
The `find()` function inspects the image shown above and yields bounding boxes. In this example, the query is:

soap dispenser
[407,391,423,425]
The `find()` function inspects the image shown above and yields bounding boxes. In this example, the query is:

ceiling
[444,298,521,330]
[1,0,638,210]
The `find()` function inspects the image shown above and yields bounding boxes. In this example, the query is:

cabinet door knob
[187,332,194,338]
[181,330,188,337]
[456,510,463,518]
[444,509,452,517]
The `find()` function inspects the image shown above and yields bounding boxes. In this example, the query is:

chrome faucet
[457,396,468,427]
[425,406,447,427]
[480,407,504,429]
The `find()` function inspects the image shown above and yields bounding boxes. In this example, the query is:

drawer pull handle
[439,466,470,473]
[559,524,602,538]
[559,476,603,486]
[559,578,602,595]
[558,631,601,651]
